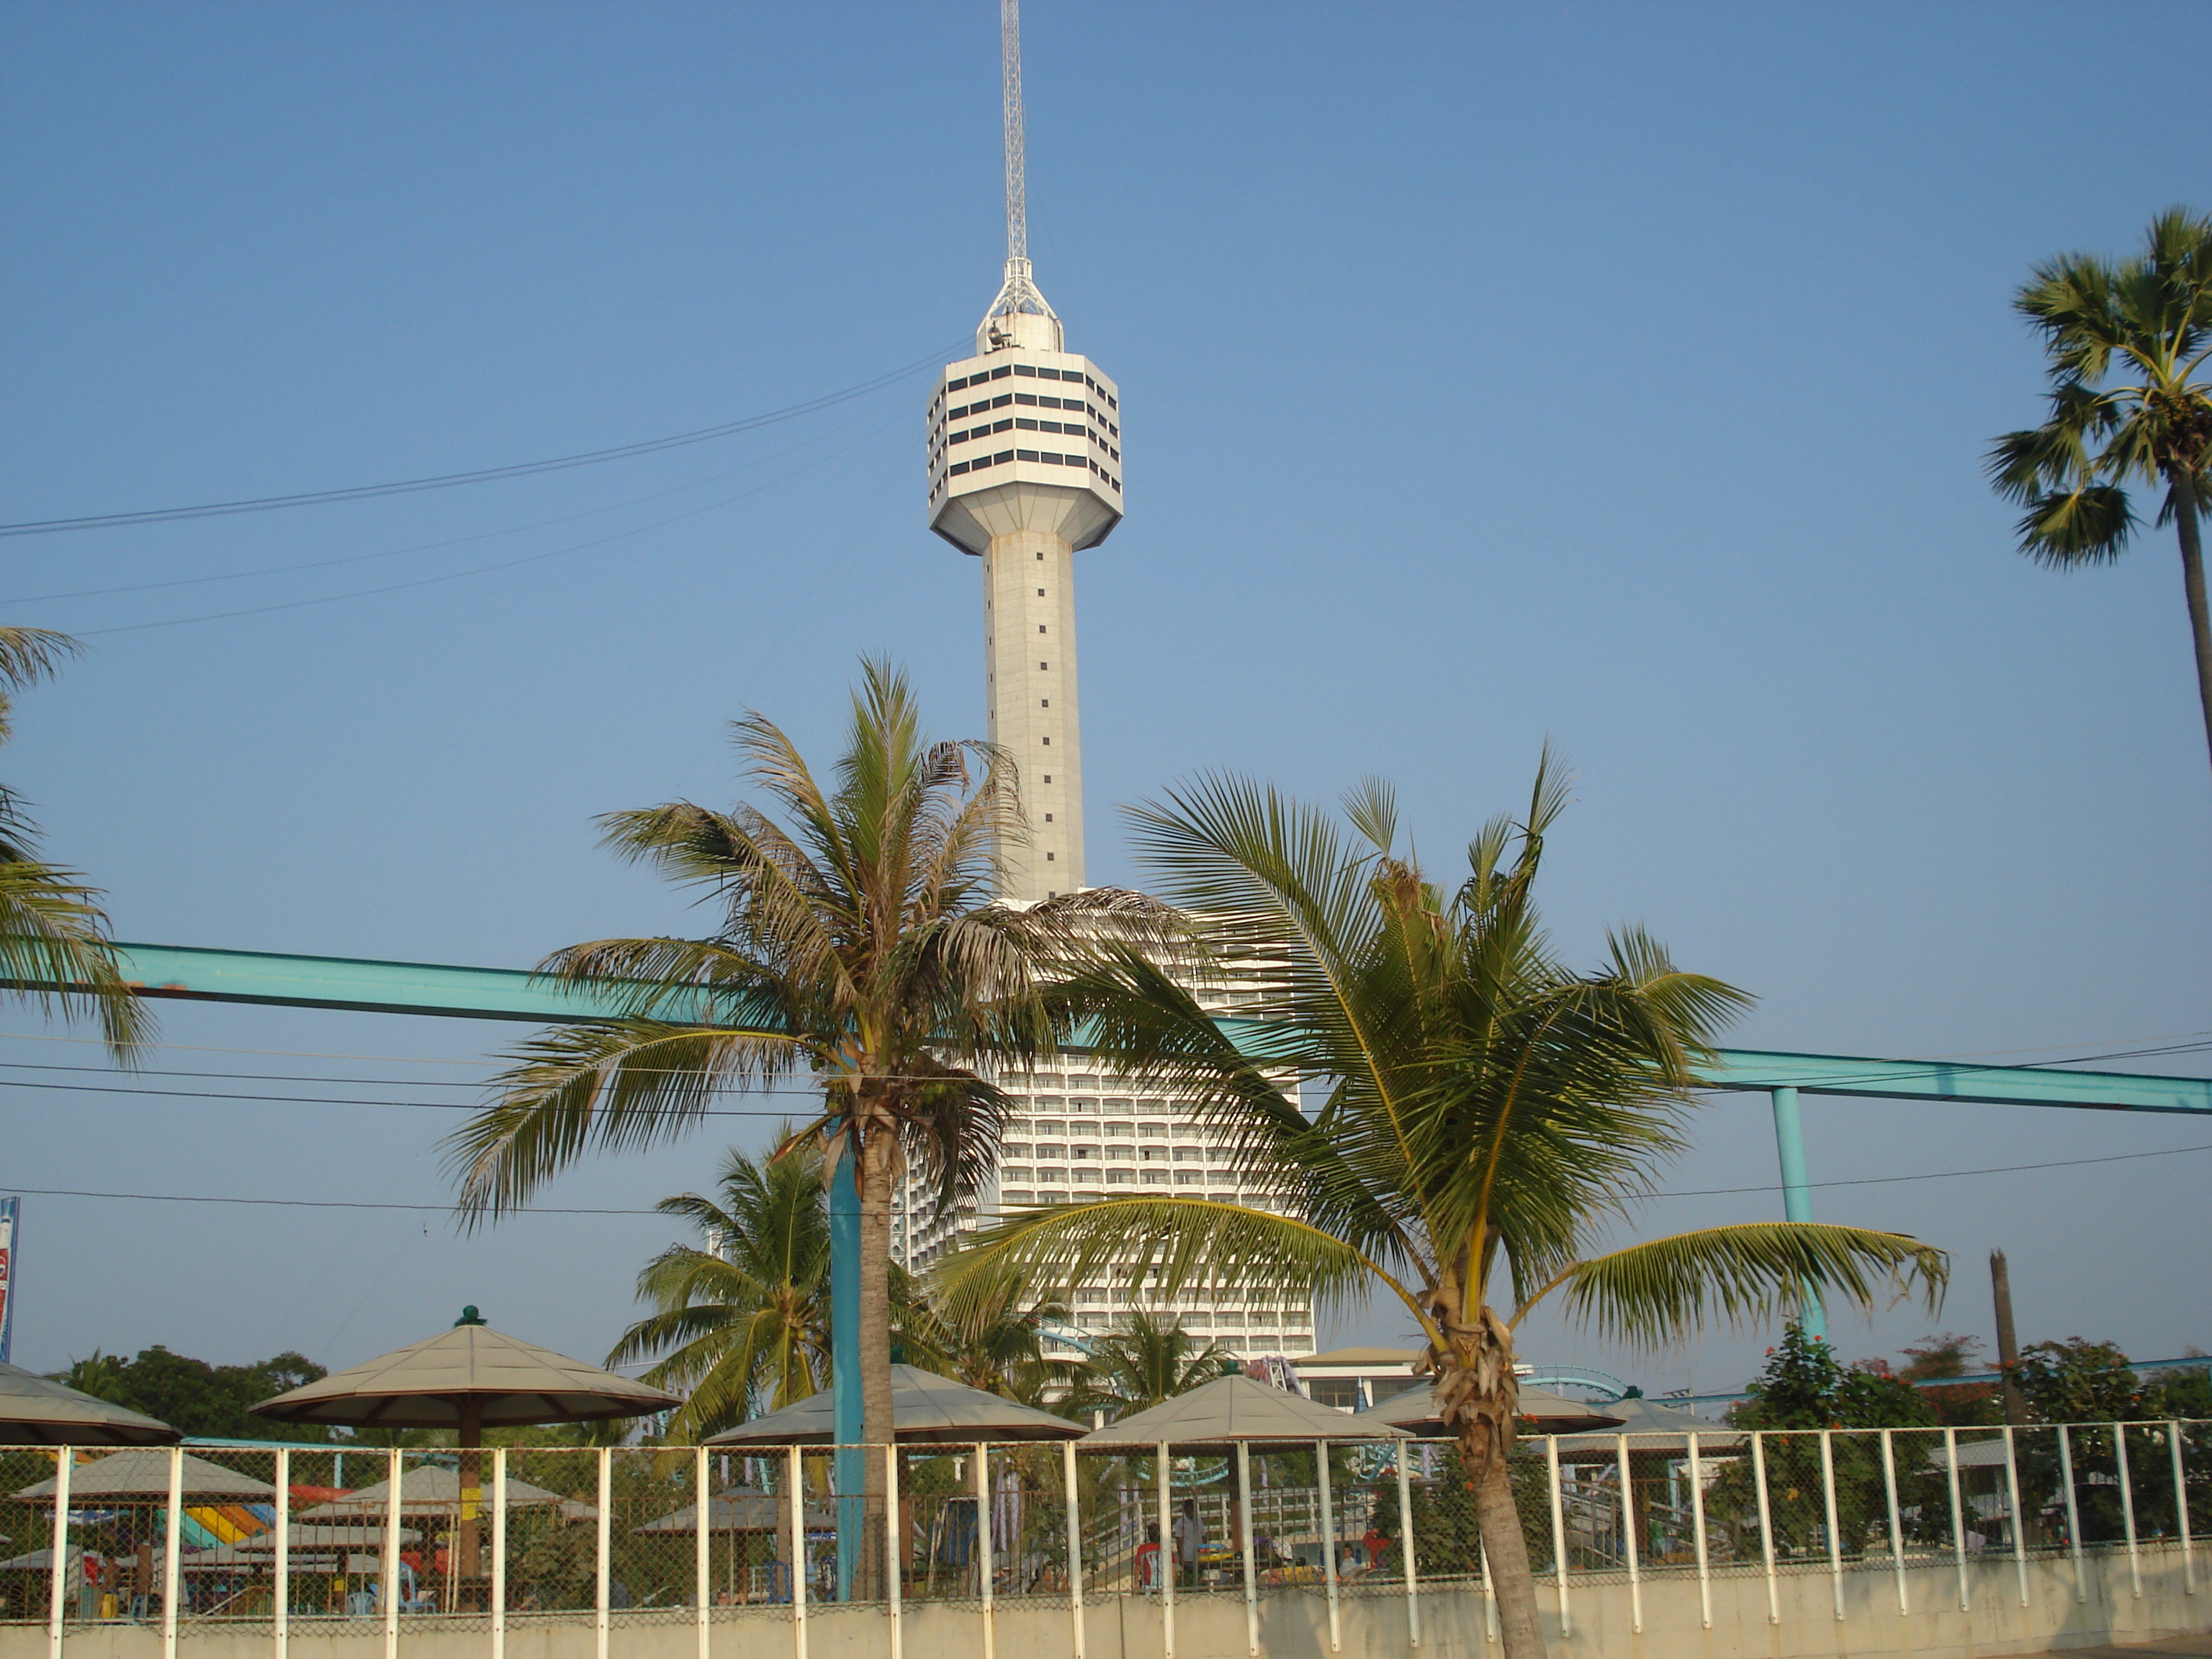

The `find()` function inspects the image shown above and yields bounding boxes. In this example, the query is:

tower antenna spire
[1002,0,1026,266]
[981,0,1058,349]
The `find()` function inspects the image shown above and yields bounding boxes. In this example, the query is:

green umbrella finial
[455,1305,487,1326]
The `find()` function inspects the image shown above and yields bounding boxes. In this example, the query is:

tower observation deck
[925,0,1123,904]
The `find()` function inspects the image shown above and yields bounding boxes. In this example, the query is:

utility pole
[1990,1249,2027,1426]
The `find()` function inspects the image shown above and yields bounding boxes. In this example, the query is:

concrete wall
[11,1545,2204,1659]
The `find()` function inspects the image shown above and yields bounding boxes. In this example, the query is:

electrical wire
[1,410,884,603]
[75,415,902,637]
[4,1141,2208,1217]
[0,345,961,537]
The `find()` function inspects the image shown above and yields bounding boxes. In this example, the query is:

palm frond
[943,1195,1405,1326]
[1525,1223,1948,1346]
[446,1022,811,1220]
[0,860,153,1058]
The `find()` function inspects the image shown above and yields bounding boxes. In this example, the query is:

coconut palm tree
[1989,207,2212,774]
[939,758,1946,1659]
[606,1136,833,1441]
[444,660,1148,1486]
[1056,1310,1234,1424]
[0,628,147,1056]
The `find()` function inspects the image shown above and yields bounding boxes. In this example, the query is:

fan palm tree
[940,758,1947,1659]
[606,1136,833,1441]
[1056,1310,1234,1424]
[1989,207,2212,773]
[0,628,148,1056]
[444,660,1147,1491]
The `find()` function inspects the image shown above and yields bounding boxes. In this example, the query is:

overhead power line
[5,1143,2206,1219]
[76,418,899,637]
[0,345,961,538]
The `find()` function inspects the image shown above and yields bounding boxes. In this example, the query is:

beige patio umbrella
[1354,1382,1627,1437]
[251,1308,676,1582]
[14,1447,275,1503]
[0,1362,179,1447]
[634,1488,837,1534]
[702,1364,1084,1446]
[295,1465,593,1523]
[1081,1372,1414,1453]
[1552,1393,1741,1452]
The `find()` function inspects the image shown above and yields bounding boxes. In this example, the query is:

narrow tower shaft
[983,529,1084,897]
[925,0,1123,904]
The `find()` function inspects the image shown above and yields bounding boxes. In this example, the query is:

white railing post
[1395,1442,1419,1650]
[2059,1424,2085,1604]
[2115,1423,2141,1599]
[1944,1427,1969,1611]
[47,1448,71,1659]
[595,1448,612,1659]
[786,1446,806,1659]
[2002,1426,2028,1607]
[1819,1430,1844,1622]
[273,1447,289,1659]
[1063,1441,1084,1659]
[382,1447,401,1659]
[1235,1442,1257,1658]
[695,1447,711,1659]
[1156,1442,1174,1659]
[887,1444,904,1659]
[1879,1429,1907,1615]
[2171,1420,2195,1596]
[1617,1435,1642,1635]
[1478,1537,1498,1645]
[975,1444,994,1659]
[163,1445,185,1659]
[1315,1439,1340,1654]
[1688,1431,1712,1630]
[1751,1432,1778,1626]
[1544,1437,1570,1637]
[490,1448,507,1659]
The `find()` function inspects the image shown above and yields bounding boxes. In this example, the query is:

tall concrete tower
[926,0,1123,903]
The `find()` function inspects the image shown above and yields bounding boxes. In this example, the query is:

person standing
[1134,1524,1162,1592]
[1173,1497,1206,1587]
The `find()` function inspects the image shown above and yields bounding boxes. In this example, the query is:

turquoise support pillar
[1769,1086,1826,1340]
[830,1143,863,1599]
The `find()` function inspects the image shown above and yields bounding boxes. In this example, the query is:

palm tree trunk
[858,1128,900,1596]
[1467,1443,1547,1659]
[2175,495,2212,778]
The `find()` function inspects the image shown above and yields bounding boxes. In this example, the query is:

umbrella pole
[457,1399,484,1590]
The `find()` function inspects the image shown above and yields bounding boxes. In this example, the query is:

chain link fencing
[0,1416,2200,1650]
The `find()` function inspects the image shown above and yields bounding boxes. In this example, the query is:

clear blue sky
[2,2,2206,1395]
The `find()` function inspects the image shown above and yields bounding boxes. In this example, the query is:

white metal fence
[0,1420,2201,1659]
